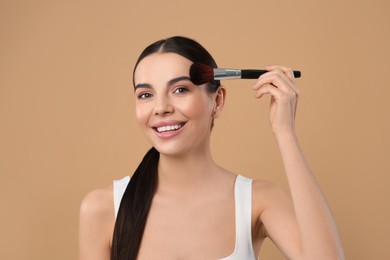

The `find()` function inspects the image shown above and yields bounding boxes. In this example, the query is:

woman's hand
[251,65,299,136]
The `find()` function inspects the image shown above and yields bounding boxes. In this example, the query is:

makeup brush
[190,63,301,85]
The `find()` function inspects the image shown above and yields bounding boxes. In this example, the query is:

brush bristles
[190,63,214,85]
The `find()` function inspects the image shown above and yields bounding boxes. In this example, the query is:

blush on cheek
[135,108,148,127]
[179,96,211,119]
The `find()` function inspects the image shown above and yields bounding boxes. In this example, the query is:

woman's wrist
[273,129,298,142]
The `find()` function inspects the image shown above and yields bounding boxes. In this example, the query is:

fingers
[252,65,300,97]
[266,65,296,83]
[255,84,284,99]
[250,65,299,135]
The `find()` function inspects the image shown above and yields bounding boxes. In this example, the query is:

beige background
[1,0,389,259]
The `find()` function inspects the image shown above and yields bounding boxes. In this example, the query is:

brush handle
[241,69,301,79]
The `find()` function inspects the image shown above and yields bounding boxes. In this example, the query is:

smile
[156,124,184,133]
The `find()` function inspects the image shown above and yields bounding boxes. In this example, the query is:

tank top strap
[113,175,130,218]
[233,174,256,259]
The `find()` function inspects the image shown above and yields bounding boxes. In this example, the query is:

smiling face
[133,53,224,156]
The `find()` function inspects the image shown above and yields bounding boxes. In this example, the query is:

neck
[157,146,220,194]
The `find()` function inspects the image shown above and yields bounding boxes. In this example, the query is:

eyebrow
[134,76,192,91]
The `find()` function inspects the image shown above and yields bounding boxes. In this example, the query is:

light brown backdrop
[1,0,389,259]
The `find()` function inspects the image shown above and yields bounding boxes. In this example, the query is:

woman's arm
[79,187,114,260]
[252,66,344,260]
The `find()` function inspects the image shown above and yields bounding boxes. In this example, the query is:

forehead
[134,53,193,84]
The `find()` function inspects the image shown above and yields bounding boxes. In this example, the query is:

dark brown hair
[111,36,220,260]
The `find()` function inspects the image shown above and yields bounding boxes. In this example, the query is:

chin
[145,128,208,157]
[152,144,189,157]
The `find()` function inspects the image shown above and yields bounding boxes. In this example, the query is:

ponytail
[111,147,159,260]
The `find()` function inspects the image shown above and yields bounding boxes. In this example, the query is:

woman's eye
[173,87,188,94]
[138,93,152,99]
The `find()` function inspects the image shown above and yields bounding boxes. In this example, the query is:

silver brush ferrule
[213,68,242,80]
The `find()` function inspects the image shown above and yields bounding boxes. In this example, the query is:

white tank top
[113,174,257,260]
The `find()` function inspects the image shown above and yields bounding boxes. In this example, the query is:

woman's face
[133,53,221,156]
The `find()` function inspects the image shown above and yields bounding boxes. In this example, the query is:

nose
[154,96,174,116]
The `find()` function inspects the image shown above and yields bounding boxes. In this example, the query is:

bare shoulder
[79,184,115,259]
[252,179,292,215]
[80,184,114,221]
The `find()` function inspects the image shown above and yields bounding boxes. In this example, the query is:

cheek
[178,96,213,120]
[135,105,149,127]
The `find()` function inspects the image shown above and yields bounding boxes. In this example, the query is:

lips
[151,121,187,139]
[156,124,184,133]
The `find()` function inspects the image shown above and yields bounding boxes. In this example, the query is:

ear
[213,86,226,118]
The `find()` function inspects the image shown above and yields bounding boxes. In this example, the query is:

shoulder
[251,179,292,215]
[79,184,115,239]
[79,185,115,259]
[80,185,114,219]
[252,179,289,199]
[251,179,295,238]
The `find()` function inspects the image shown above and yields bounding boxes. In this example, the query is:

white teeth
[156,124,183,133]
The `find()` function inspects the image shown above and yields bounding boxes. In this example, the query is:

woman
[79,36,344,260]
